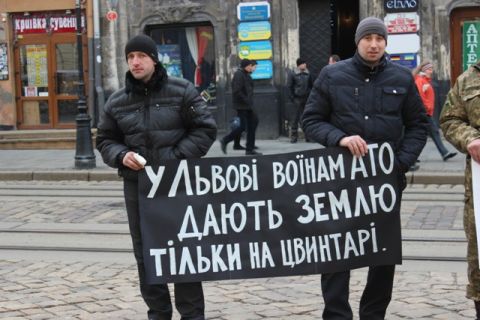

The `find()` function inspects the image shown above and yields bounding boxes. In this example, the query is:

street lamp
[74,0,96,169]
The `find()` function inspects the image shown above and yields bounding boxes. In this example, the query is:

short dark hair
[330,54,341,62]
[296,58,306,66]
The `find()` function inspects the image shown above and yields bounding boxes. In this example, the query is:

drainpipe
[93,0,105,127]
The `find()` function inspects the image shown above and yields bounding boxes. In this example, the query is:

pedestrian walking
[413,61,457,161]
[302,17,428,320]
[96,34,217,320]
[287,58,313,143]
[220,58,261,155]
[440,61,480,319]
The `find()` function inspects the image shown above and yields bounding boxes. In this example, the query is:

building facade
[0,0,479,138]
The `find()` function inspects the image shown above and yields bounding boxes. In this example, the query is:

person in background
[328,54,341,65]
[287,58,313,143]
[220,58,261,155]
[302,17,428,319]
[440,61,480,320]
[413,61,457,161]
[96,34,217,320]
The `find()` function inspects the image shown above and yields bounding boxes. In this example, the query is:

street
[0,180,474,319]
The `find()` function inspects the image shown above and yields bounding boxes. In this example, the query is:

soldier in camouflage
[440,62,480,319]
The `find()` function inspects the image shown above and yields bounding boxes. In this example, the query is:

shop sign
[389,53,418,69]
[238,40,272,60]
[384,13,419,34]
[237,1,270,21]
[384,0,419,13]
[251,60,273,79]
[238,21,271,41]
[0,43,8,80]
[463,21,480,71]
[13,12,85,34]
[386,33,420,54]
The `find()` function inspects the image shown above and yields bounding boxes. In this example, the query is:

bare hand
[467,139,480,163]
[339,135,368,157]
[122,151,145,171]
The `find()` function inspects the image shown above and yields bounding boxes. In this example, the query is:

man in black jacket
[96,34,217,320]
[220,59,261,155]
[302,17,428,320]
[287,58,313,143]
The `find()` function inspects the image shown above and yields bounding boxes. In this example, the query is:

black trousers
[291,97,307,138]
[427,116,449,157]
[321,265,395,320]
[124,179,205,320]
[223,109,258,151]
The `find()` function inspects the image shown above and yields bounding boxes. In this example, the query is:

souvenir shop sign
[237,1,271,21]
[138,143,402,284]
[384,13,419,34]
[463,21,480,71]
[13,12,85,35]
[238,21,272,41]
[238,40,272,60]
[384,0,419,13]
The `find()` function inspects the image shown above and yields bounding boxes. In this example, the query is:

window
[149,24,216,105]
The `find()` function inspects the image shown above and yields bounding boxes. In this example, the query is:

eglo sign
[384,0,419,13]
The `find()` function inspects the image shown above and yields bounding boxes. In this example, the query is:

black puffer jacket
[96,67,217,179]
[302,52,428,173]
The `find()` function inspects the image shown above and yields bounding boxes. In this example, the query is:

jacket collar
[125,64,167,95]
[352,51,388,76]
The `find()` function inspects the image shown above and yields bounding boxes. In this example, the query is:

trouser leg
[428,116,449,156]
[291,98,306,139]
[222,113,246,145]
[359,265,395,320]
[124,179,173,319]
[321,271,353,320]
[174,282,205,320]
[244,110,258,152]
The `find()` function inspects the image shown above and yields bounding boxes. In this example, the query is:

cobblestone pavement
[0,181,473,319]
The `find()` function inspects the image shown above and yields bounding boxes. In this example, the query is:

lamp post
[74,0,96,169]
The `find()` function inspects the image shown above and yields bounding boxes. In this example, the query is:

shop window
[149,24,216,105]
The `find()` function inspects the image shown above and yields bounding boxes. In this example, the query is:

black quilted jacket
[302,52,428,173]
[96,67,217,179]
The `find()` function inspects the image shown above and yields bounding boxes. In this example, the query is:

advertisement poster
[157,44,183,78]
[0,43,8,80]
[251,60,273,79]
[238,21,271,41]
[238,40,272,60]
[26,45,48,87]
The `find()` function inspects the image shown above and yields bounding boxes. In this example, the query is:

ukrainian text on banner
[138,143,402,284]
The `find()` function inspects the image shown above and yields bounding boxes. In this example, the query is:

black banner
[138,143,402,284]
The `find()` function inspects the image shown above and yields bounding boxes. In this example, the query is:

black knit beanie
[354,17,388,45]
[125,34,159,63]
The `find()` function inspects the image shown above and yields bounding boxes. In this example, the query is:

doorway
[14,33,86,129]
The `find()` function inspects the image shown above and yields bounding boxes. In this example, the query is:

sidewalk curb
[0,170,121,181]
[407,171,465,185]
[0,170,464,184]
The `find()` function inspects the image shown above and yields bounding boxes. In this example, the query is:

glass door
[52,34,82,128]
[14,33,86,129]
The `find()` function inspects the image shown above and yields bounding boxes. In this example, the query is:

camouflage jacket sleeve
[439,65,480,154]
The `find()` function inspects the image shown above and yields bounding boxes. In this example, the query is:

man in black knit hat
[96,34,217,320]
[303,17,428,319]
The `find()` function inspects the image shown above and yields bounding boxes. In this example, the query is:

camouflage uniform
[440,63,480,300]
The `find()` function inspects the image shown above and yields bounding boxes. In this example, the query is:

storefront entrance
[12,12,87,129]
